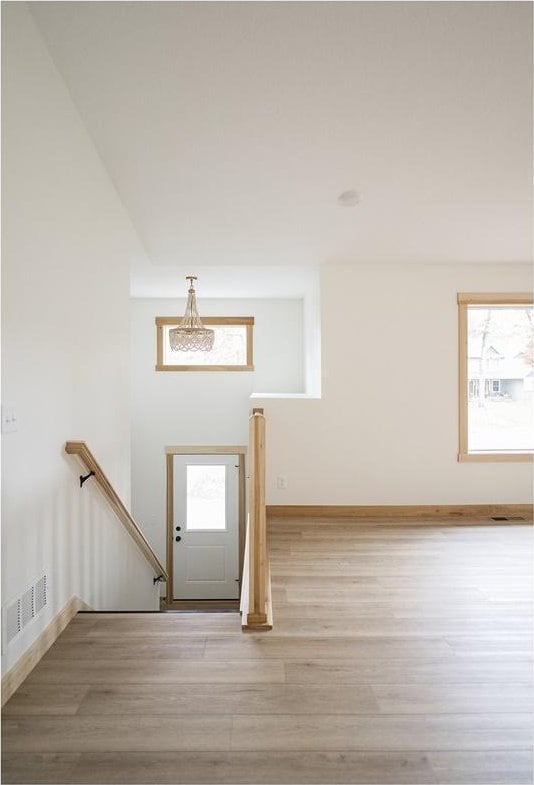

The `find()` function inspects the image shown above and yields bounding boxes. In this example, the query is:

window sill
[156,364,254,372]
[250,392,322,400]
[458,452,533,463]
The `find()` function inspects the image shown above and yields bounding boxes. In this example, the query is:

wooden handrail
[65,441,168,582]
[241,409,272,630]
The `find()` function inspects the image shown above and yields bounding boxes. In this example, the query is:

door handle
[175,535,181,542]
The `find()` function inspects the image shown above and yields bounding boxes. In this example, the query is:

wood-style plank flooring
[2,518,533,784]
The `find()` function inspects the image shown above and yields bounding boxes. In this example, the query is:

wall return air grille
[2,574,47,650]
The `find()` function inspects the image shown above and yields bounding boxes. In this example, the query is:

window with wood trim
[458,293,533,462]
[156,317,254,371]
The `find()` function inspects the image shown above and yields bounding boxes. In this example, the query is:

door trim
[164,446,247,607]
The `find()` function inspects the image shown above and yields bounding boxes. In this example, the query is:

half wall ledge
[250,392,321,399]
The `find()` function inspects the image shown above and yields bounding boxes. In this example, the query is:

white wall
[255,263,533,505]
[130,297,304,559]
[1,5,158,676]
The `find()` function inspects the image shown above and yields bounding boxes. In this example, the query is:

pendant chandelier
[169,275,215,352]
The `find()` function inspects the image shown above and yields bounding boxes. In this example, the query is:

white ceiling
[30,1,532,297]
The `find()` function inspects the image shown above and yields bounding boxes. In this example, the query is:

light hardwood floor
[2,518,533,784]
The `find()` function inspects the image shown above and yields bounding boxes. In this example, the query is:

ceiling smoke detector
[337,189,361,207]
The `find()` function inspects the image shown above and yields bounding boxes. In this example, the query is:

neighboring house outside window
[458,293,534,462]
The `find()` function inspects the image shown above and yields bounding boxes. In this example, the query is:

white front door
[173,455,240,600]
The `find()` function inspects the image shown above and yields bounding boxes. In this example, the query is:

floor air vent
[34,575,47,614]
[20,586,35,628]
[4,599,21,646]
[2,574,48,651]
[491,516,526,521]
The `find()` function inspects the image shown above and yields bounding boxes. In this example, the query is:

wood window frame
[155,316,254,371]
[458,292,533,463]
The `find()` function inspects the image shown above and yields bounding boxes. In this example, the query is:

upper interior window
[458,293,533,461]
[156,317,254,371]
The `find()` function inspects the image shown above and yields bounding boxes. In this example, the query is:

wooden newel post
[247,409,267,625]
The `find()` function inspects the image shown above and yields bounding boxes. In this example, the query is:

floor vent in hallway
[491,515,526,521]
[2,574,47,651]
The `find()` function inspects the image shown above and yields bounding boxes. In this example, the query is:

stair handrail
[65,441,168,582]
[241,408,272,629]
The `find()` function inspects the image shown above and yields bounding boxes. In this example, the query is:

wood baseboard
[1,595,89,706]
[266,504,532,522]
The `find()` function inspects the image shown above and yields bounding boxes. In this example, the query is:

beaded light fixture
[169,276,215,352]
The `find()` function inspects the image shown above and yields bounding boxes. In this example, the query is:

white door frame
[165,445,246,607]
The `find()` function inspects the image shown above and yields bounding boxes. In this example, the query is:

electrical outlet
[276,475,287,490]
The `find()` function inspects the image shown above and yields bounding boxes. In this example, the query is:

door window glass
[186,465,226,530]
